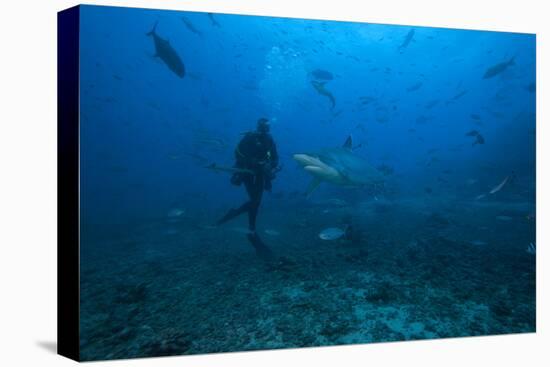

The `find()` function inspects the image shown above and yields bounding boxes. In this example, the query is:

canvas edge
[57,4,81,362]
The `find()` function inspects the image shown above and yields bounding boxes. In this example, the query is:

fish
[181,16,203,36]
[312,198,349,207]
[489,175,510,194]
[465,130,484,146]
[197,137,227,149]
[496,215,513,221]
[311,80,336,108]
[146,22,186,78]
[483,56,515,79]
[448,90,468,103]
[526,242,536,255]
[205,163,254,175]
[425,99,440,109]
[319,227,345,240]
[473,134,485,146]
[469,240,487,246]
[376,164,394,176]
[230,227,254,235]
[167,208,185,217]
[407,81,423,92]
[398,29,415,51]
[264,229,281,236]
[416,115,429,124]
[183,151,209,164]
[293,135,384,196]
[359,96,376,105]
[207,13,221,27]
[311,69,334,80]
[470,114,481,120]
[525,82,536,93]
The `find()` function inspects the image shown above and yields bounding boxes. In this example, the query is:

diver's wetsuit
[217,131,278,232]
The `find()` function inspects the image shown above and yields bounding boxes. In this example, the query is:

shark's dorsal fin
[343,135,353,150]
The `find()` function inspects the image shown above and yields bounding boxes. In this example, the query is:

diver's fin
[343,135,353,150]
[306,178,322,196]
[247,233,274,261]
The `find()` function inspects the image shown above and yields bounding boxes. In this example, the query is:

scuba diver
[216,118,280,258]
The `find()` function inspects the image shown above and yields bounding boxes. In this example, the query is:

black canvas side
[57,5,80,362]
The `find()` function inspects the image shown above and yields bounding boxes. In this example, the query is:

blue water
[77,5,536,360]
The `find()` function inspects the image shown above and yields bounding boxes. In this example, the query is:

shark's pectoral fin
[306,178,322,196]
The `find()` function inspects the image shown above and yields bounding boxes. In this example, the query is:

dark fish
[207,13,221,27]
[407,81,423,92]
[398,29,415,51]
[470,114,481,120]
[146,22,185,78]
[483,56,515,79]
[465,130,485,146]
[311,80,336,108]
[425,99,439,109]
[377,164,394,176]
[416,115,429,124]
[311,69,334,80]
[473,134,485,146]
[446,90,468,104]
[181,16,203,36]
[359,96,376,105]
[526,82,536,93]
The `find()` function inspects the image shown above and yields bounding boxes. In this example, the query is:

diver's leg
[247,174,264,231]
[216,175,253,226]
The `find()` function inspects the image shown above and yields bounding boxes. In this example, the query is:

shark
[293,135,384,195]
[147,21,186,78]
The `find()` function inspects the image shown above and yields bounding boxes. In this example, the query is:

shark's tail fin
[146,21,159,37]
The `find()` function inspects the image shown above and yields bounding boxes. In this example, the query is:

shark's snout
[293,154,315,167]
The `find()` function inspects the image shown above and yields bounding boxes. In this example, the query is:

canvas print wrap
[74,5,535,361]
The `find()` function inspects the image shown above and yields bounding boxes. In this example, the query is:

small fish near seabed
[469,240,488,246]
[167,208,186,218]
[483,56,515,79]
[311,80,336,109]
[264,229,281,236]
[146,21,186,78]
[526,242,536,255]
[319,227,345,240]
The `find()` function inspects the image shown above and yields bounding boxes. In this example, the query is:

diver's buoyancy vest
[235,132,274,165]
